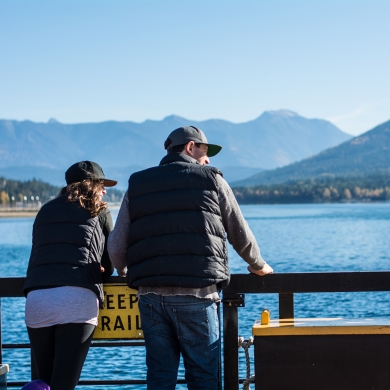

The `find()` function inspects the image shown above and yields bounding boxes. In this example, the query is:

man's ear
[184,141,195,156]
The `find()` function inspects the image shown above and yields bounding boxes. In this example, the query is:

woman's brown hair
[59,179,107,217]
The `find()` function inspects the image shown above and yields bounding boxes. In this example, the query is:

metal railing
[222,271,390,390]
[2,272,390,389]
[0,276,189,388]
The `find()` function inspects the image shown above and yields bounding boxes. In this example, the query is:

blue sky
[1,0,389,135]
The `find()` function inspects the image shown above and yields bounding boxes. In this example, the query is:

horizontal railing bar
[90,341,145,347]
[7,379,187,387]
[2,344,30,349]
[224,271,390,294]
[78,379,187,385]
[0,277,25,297]
[0,276,127,298]
[0,367,228,386]
[3,273,390,298]
[3,341,145,349]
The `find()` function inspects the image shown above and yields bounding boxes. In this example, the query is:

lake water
[1,203,390,388]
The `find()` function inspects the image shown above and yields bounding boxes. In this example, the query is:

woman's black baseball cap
[65,161,117,187]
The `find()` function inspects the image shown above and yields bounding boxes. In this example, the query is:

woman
[23,161,117,390]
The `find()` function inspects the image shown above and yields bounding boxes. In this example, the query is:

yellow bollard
[261,309,270,325]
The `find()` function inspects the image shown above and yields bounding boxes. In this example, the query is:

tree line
[2,174,389,206]
[0,177,60,205]
[0,177,124,205]
[232,175,390,204]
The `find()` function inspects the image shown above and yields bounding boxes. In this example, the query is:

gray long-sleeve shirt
[108,173,265,297]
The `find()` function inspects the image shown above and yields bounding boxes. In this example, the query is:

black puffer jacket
[23,194,114,305]
[126,153,230,289]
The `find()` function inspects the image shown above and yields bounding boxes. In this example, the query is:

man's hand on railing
[248,263,273,276]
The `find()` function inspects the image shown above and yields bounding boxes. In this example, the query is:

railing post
[0,298,2,365]
[223,293,245,390]
[30,349,38,380]
[218,302,222,390]
[279,292,294,319]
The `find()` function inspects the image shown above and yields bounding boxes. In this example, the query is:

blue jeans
[139,294,220,390]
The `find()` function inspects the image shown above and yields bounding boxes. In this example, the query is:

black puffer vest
[126,153,230,289]
[23,194,106,305]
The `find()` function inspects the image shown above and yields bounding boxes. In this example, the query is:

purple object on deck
[21,379,50,390]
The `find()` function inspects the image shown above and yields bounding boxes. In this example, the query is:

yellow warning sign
[94,284,143,339]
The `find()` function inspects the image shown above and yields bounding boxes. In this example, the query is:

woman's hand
[100,266,105,273]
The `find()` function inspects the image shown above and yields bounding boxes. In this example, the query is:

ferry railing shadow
[2,272,390,389]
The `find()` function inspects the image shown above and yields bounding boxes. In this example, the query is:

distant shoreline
[0,210,38,218]
[0,204,121,219]
[1,201,389,219]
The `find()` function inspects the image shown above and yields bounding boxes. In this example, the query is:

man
[108,125,273,390]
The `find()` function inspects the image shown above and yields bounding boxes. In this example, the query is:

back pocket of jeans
[138,300,160,331]
[174,307,209,344]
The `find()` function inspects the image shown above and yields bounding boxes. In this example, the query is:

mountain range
[0,110,351,189]
[232,119,390,187]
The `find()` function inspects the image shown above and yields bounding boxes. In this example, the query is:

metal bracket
[222,293,245,307]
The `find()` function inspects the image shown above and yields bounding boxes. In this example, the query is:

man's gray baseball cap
[165,126,222,157]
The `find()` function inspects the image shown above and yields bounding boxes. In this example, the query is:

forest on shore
[1,174,390,206]
[0,177,124,205]
[232,174,390,204]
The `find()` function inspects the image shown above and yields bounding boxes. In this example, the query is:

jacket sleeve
[107,191,131,277]
[99,208,115,277]
[216,174,266,271]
